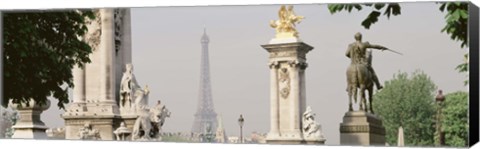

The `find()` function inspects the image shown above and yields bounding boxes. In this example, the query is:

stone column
[0,12,3,111]
[268,62,279,137]
[122,9,132,64]
[9,99,50,139]
[0,12,3,139]
[299,64,307,120]
[289,61,301,135]
[72,66,86,104]
[99,8,116,105]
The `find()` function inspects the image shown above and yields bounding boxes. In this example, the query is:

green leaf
[441,91,469,147]
[3,10,94,108]
[374,3,385,10]
[361,11,381,29]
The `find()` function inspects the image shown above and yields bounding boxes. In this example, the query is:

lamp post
[238,114,244,143]
[435,89,445,146]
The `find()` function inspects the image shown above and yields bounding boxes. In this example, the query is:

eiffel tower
[192,28,218,134]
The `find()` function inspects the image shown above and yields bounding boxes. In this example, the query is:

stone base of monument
[9,99,50,139]
[269,37,303,44]
[11,124,49,139]
[266,139,326,144]
[266,138,305,144]
[303,138,326,145]
[266,132,303,144]
[339,111,386,146]
[63,101,123,140]
[266,133,326,145]
[63,115,121,140]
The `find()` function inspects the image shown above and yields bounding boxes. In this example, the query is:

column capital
[288,60,308,69]
[268,61,280,69]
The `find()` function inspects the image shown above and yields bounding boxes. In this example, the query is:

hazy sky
[41,2,468,145]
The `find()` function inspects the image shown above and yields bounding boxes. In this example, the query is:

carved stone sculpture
[270,5,304,39]
[131,100,170,141]
[84,10,102,51]
[302,106,324,139]
[78,122,101,140]
[119,63,149,114]
[114,9,125,53]
[278,68,290,99]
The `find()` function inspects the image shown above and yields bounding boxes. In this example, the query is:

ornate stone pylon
[263,5,325,145]
[262,42,313,144]
[62,8,133,140]
[191,28,218,134]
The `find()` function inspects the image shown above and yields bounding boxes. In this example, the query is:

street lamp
[238,114,244,143]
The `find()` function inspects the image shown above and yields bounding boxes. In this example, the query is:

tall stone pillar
[0,12,3,114]
[72,66,86,104]
[289,61,301,135]
[121,9,132,64]
[64,66,88,115]
[99,8,116,106]
[262,42,313,144]
[268,62,280,137]
[63,9,122,141]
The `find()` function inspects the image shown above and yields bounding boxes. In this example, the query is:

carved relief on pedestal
[78,122,101,140]
[278,67,290,99]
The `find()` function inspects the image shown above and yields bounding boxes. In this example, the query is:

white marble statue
[119,63,149,114]
[302,106,324,139]
[131,100,170,141]
[78,122,101,140]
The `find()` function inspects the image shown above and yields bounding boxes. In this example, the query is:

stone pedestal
[9,99,50,139]
[63,117,119,140]
[262,40,319,144]
[340,111,386,146]
[63,100,125,140]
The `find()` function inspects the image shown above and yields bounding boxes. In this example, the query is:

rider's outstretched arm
[366,42,388,50]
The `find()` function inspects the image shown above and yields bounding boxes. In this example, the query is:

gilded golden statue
[270,5,305,39]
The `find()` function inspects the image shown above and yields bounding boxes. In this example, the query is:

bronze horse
[346,44,375,114]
